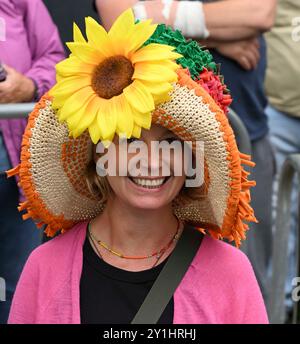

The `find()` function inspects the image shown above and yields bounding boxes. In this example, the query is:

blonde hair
[85,159,112,202]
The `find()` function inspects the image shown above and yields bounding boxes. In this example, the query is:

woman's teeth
[131,177,167,188]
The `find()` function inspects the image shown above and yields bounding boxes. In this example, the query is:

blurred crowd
[0,0,299,324]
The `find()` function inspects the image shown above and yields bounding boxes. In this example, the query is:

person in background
[0,0,65,323]
[95,0,277,307]
[265,0,300,323]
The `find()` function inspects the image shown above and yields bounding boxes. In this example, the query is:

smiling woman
[85,124,206,207]
[94,124,187,213]
[6,9,268,324]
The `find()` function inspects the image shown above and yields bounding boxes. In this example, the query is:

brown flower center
[91,56,134,99]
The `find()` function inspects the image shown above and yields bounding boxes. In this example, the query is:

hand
[0,64,36,103]
[215,38,260,71]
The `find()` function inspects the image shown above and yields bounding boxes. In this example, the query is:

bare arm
[204,0,277,31]
[203,27,264,42]
[203,0,277,40]
[95,0,277,41]
[95,0,137,30]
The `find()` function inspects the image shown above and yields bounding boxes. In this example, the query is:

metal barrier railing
[0,103,36,176]
[228,108,252,156]
[0,104,251,141]
[268,154,300,324]
[0,103,35,119]
[0,104,252,153]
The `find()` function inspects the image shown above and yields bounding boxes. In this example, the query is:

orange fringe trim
[177,68,258,247]
[6,74,258,245]
[6,93,74,237]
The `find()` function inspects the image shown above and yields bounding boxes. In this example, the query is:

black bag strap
[131,224,204,324]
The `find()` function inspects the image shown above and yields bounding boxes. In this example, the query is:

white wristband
[132,0,173,21]
[161,0,173,21]
[174,1,210,39]
[132,2,148,21]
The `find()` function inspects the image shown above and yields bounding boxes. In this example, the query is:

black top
[80,228,174,324]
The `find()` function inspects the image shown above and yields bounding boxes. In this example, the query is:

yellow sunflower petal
[163,59,180,71]
[56,56,95,77]
[97,99,117,140]
[126,20,157,57]
[133,60,178,83]
[66,94,97,133]
[139,80,173,104]
[132,109,152,129]
[85,16,108,42]
[132,124,142,138]
[139,80,173,96]
[72,97,105,137]
[153,92,171,104]
[123,80,155,114]
[102,132,116,147]
[113,94,134,138]
[56,74,63,83]
[66,42,104,64]
[73,22,86,43]
[108,8,135,41]
[50,75,91,108]
[131,44,182,64]
[84,16,114,57]
[58,86,94,122]
[106,9,136,56]
[89,117,102,144]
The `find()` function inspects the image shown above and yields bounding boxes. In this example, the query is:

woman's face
[96,124,187,210]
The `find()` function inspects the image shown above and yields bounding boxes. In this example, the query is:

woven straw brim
[7,69,257,247]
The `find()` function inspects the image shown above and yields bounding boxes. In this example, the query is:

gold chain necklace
[88,217,181,267]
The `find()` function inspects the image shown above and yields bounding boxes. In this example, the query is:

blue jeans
[266,105,300,311]
[0,132,42,323]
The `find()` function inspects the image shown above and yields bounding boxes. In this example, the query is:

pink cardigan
[8,221,269,324]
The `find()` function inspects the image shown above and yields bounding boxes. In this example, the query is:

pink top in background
[8,221,269,324]
[0,0,65,193]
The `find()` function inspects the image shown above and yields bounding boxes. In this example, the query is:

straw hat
[7,9,257,247]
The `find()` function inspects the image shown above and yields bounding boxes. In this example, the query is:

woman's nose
[130,140,160,177]
[148,143,162,176]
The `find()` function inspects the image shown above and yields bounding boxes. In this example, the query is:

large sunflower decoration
[49,9,182,145]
